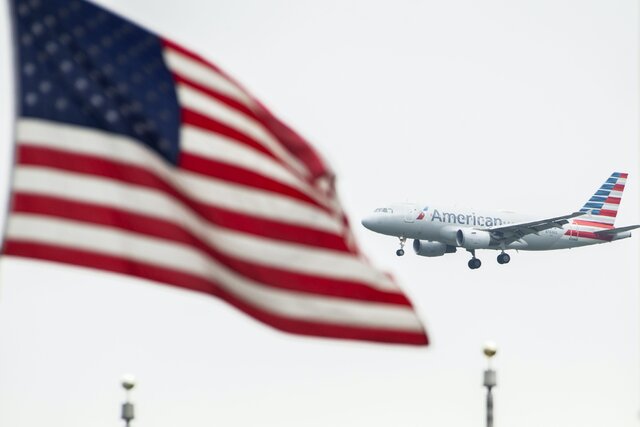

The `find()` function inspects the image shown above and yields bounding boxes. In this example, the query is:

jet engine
[456,228,492,249]
[412,240,457,257]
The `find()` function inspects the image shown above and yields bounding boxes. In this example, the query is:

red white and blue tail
[578,172,628,227]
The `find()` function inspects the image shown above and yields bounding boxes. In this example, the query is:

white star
[39,81,52,93]
[73,26,85,37]
[55,97,68,111]
[25,92,38,106]
[74,78,89,91]
[23,63,36,76]
[44,15,56,27]
[159,139,171,151]
[18,4,29,16]
[21,34,33,47]
[90,94,104,107]
[45,41,58,54]
[31,22,44,36]
[60,60,73,73]
[88,45,100,56]
[105,110,119,123]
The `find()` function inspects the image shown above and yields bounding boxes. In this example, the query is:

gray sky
[0,1,638,426]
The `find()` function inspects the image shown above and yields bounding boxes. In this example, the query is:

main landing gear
[467,250,511,269]
[497,252,511,265]
[467,249,481,270]
[396,237,407,256]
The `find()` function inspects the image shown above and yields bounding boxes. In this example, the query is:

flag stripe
[177,84,311,179]
[6,215,424,331]
[10,167,391,288]
[16,152,350,251]
[3,241,427,345]
[180,125,333,209]
[15,121,345,234]
[11,193,409,305]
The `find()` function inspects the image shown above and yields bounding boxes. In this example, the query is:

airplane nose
[361,215,377,230]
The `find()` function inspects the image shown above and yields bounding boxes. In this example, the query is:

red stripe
[613,184,625,191]
[604,197,621,205]
[598,209,617,217]
[10,193,410,306]
[2,243,427,345]
[162,39,329,181]
[181,108,275,160]
[620,173,628,178]
[179,152,326,211]
[564,230,613,241]
[16,145,351,252]
[173,72,258,121]
[573,219,614,228]
[162,38,225,74]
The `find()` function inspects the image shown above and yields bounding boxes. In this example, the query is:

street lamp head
[483,341,497,358]
[121,374,136,391]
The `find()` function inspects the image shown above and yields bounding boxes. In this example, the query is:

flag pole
[483,341,497,427]
[121,374,136,427]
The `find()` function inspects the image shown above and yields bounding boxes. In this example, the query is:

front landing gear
[396,237,407,256]
[466,249,481,269]
[497,252,511,265]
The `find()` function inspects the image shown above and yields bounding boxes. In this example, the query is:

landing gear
[468,258,482,269]
[466,249,481,269]
[497,252,511,265]
[396,237,407,256]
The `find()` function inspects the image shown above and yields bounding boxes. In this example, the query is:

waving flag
[4,0,428,345]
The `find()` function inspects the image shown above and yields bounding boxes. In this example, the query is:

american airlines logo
[416,206,428,220]
[430,209,505,227]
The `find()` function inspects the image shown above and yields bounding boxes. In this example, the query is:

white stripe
[13,166,395,290]
[608,190,623,198]
[601,203,620,212]
[616,178,627,185]
[177,84,310,178]
[16,119,343,234]
[7,214,423,332]
[181,125,332,208]
[162,47,255,107]
[585,215,615,224]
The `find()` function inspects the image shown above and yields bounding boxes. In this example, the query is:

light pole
[483,341,497,427]
[121,374,136,427]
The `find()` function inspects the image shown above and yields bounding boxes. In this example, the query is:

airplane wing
[479,211,585,242]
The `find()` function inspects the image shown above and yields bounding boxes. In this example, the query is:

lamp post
[121,374,136,427]
[483,341,497,427]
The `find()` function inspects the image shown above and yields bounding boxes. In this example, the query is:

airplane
[361,172,640,269]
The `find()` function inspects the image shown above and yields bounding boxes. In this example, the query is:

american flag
[4,0,428,345]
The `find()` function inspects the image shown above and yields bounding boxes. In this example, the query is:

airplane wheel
[468,258,481,269]
[396,249,405,257]
[497,253,510,264]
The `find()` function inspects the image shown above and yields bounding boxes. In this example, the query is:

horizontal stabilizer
[593,225,640,236]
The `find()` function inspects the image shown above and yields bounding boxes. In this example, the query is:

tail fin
[579,172,628,227]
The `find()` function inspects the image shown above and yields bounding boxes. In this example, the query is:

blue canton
[13,0,181,164]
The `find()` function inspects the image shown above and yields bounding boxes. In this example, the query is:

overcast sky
[0,1,638,426]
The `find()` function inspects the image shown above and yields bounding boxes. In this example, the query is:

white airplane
[361,172,640,269]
